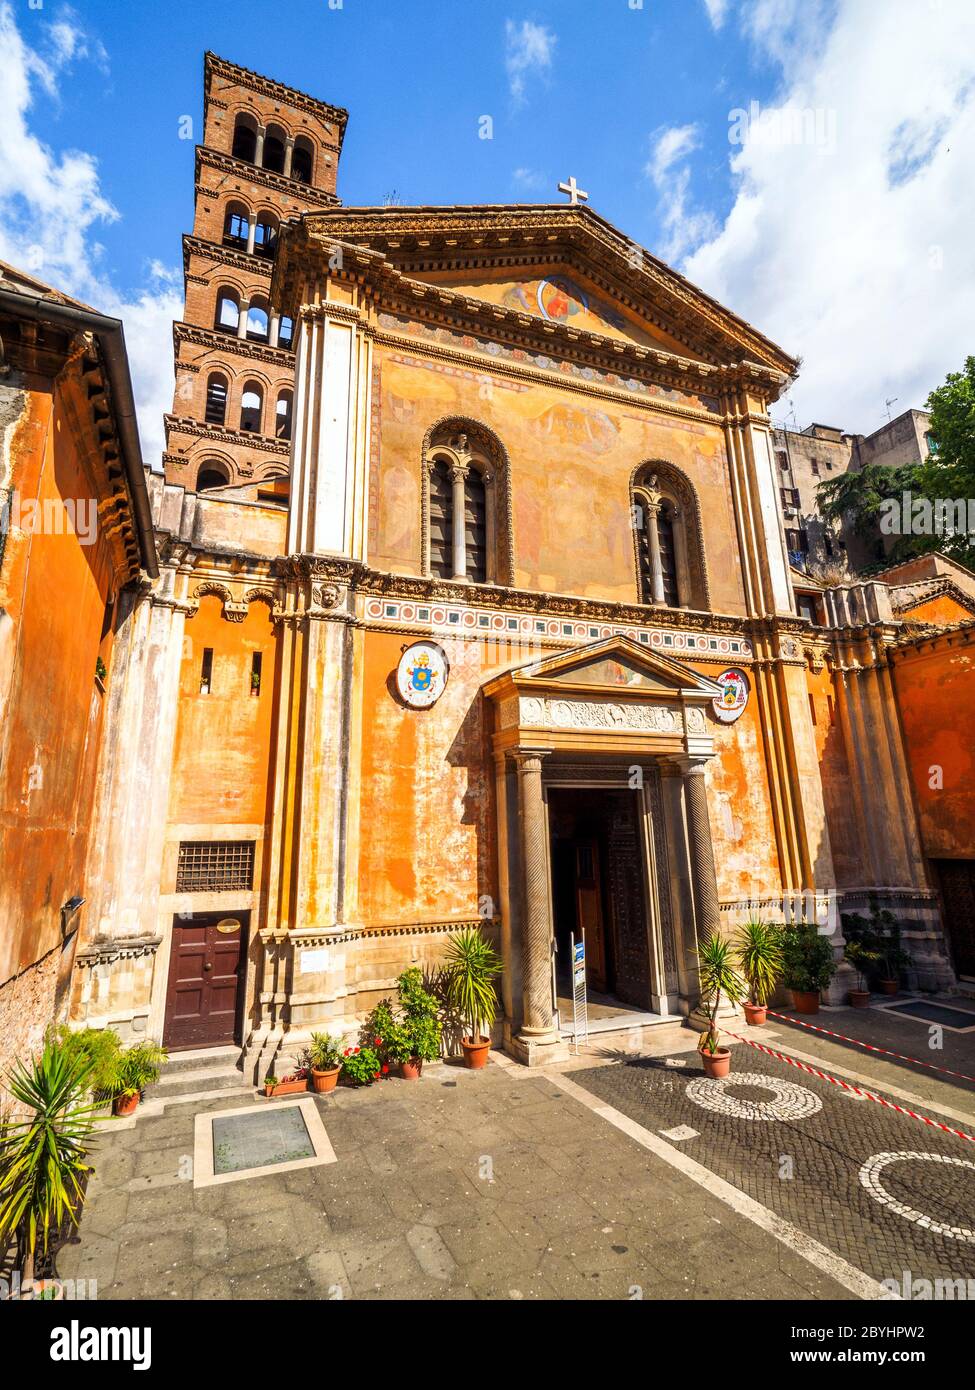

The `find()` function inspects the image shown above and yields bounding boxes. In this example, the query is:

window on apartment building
[780,487,801,509]
[250,652,262,698]
[823,533,835,558]
[200,647,214,695]
[176,840,255,893]
[776,451,789,470]
[825,459,833,471]
[797,594,818,624]
[810,461,820,476]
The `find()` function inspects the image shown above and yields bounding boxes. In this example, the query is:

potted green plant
[844,939,879,1007]
[340,1045,382,1087]
[307,1034,343,1093]
[443,927,502,1069]
[54,1025,122,1112]
[395,968,443,1079]
[695,933,747,1077]
[0,1040,97,1287]
[735,918,784,1026]
[264,1069,308,1098]
[781,923,837,1014]
[108,1039,167,1117]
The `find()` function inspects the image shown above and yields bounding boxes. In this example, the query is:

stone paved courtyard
[55,1002,975,1302]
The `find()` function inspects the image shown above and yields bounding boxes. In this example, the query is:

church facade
[61,57,974,1078]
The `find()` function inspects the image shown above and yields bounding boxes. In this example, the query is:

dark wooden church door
[934,861,975,979]
[163,911,248,1049]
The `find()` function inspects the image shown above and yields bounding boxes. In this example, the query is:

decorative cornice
[183,234,274,280]
[172,320,295,368]
[164,413,290,456]
[76,934,162,967]
[204,51,348,143]
[195,146,341,209]
[273,207,797,381]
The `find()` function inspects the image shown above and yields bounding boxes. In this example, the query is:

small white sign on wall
[299,948,330,975]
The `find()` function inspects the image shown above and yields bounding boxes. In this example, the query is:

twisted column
[512,749,556,1039]
[678,757,721,942]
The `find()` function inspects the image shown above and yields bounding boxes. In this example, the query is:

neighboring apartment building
[0,263,156,1086]
[773,408,934,575]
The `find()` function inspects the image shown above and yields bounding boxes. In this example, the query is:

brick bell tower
[163,52,348,499]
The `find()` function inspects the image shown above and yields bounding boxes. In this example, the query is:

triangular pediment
[499,635,724,700]
[280,205,797,375]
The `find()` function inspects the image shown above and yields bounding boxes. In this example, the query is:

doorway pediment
[484,636,719,758]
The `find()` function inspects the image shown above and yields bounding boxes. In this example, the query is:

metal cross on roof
[557,176,589,206]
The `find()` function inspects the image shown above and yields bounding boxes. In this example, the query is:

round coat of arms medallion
[711,667,750,724]
[396,641,449,709]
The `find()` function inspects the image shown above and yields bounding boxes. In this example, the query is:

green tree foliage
[816,356,975,570]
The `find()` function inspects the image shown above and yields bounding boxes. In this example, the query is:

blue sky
[20,0,770,295]
[2,1,974,462]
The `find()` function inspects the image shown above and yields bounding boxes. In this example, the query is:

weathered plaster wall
[369,349,745,614]
[168,595,279,828]
[808,664,862,887]
[705,691,783,902]
[893,639,975,858]
[0,378,116,991]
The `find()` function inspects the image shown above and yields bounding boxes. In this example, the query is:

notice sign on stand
[570,932,589,1053]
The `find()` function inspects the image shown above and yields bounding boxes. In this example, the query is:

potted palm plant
[844,939,879,1007]
[0,1040,97,1287]
[781,922,837,1014]
[695,933,747,1077]
[307,1033,343,1093]
[108,1039,167,1116]
[735,918,784,1025]
[444,926,502,1069]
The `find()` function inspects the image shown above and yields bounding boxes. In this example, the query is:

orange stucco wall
[893,640,975,858]
[167,595,279,827]
[0,380,117,986]
[900,594,972,626]
[369,348,745,614]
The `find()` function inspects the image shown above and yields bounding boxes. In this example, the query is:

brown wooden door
[935,860,975,978]
[164,911,247,1049]
[575,840,608,992]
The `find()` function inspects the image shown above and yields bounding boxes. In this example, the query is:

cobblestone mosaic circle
[685,1072,824,1121]
[858,1151,975,1243]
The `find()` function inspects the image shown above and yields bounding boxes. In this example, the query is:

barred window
[176,841,254,893]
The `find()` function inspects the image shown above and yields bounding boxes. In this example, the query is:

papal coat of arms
[396,642,449,709]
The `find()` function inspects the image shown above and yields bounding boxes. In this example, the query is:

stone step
[160,1045,241,1076]
[151,1064,245,1101]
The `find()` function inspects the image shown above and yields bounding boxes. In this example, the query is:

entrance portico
[484,636,725,1065]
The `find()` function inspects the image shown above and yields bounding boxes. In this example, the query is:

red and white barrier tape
[766,1009,975,1085]
[723,1028,975,1146]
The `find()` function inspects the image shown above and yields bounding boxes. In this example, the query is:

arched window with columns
[421,420,513,586]
[630,461,710,610]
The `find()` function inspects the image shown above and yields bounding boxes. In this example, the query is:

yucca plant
[0,1041,98,1283]
[443,927,502,1044]
[695,933,746,1055]
[735,919,785,1007]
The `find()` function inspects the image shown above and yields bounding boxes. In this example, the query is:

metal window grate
[176,841,254,893]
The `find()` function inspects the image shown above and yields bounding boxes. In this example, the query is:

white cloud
[702,0,730,30]
[505,19,556,104]
[0,3,178,466]
[680,0,975,433]
[512,166,548,193]
[646,124,718,263]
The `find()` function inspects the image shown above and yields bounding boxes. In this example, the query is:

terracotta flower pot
[266,1077,308,1098]
[848,989,871,1008]
[400,1058,423,1081]
[113,1091,139,1117]
[699,1046,731,1078]
[880,979,899,996]
[744,1002,767,1026]
[310,1066,340,1093]
[790,989,821,1015]
[460,1036,491,1070]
